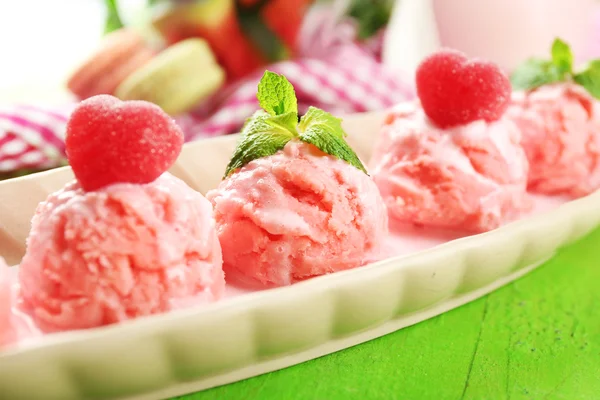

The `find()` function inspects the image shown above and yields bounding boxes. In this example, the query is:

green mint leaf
[511,37,576,91]
[298,107,346,139]
[263,111,298,136]
[256,71,298,116]
[510,59,563,91]
[298,107,368,174]
[223,111,297,177]
[224,75,367,179]
[573,61,600,99]
[551,38,573,74]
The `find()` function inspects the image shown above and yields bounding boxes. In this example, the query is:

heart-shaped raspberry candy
[416,49,511,128]
[65,95,184,191]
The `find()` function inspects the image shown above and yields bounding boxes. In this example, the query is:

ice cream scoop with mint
[509,38,600,197]
[208,72,388,287]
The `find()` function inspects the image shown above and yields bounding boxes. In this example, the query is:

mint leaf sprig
[511,38,600,99]
[223,71,367,178]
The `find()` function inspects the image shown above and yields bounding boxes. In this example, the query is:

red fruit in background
[261,0,313,52]
[153,0,265,80]
[65,95,184,191]
[152,0,314,79]
[194,5,266,79]
[416,49,511,129]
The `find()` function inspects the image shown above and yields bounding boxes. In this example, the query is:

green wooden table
[178,227,600,400]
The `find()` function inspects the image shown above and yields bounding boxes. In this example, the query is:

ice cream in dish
[508,39,600,197]
[208,72,388,287]
[17,95,224,333]
[1,42,597,351]
[369,49,530,233]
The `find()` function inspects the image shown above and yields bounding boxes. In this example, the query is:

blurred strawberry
[153,0,266,80]
[152,0,314,79]
[260,0,314,52]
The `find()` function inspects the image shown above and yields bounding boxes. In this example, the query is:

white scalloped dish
[1,111,599,400]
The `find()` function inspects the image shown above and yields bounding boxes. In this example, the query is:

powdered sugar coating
[416,49,511,128]
[65,95,184,191]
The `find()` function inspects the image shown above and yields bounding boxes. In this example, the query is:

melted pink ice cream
[0,258,39,348]
[369,103,530,233]
[508,83,600,197]
[0,258,19,348]
[18,173,224,333]
[207,141,388,287]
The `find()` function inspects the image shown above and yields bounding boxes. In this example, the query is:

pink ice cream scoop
[0,257,18,348]
[369,103,531,233]
[507,83,600,197]
[0,258,39,348]
[207,141,388,287]
[18,173,224,333]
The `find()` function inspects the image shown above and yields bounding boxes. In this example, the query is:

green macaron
[115,38,225,115]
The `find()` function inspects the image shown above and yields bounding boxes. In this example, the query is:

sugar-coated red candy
[416,49,511,129]
[65,95,184,191]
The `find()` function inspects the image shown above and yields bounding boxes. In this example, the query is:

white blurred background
[0,0,598,104]
[0,0,148,104]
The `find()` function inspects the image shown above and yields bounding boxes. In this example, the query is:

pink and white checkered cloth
[0,104,71,172]
[0,15,414,173]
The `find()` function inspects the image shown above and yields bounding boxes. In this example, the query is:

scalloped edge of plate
[122,259,545,400]
[0,111,598,400]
